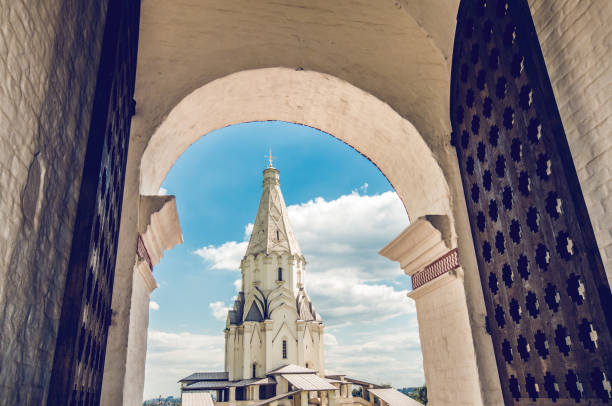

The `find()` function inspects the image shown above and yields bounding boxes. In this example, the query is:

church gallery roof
[179,372,228,382]
[267,364,318,374]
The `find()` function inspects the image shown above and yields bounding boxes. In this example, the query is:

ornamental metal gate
[47,0,140,405]
[450,0,612,404]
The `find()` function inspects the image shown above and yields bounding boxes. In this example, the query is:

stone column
[252,384,260,401]
[379,217,485,406]
[300,391,309,406]
[321,391,328,406]
[368,385,374,404]
[264,319,274,372]
[243,323,254,379]
[328,390,337,406]
[229,387,236,406]
[102,196,182,406]
[317,323,325,376]
[297,320,305,365]
[227,326,236,380]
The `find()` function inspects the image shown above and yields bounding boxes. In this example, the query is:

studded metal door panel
[450,0,612,404]
[47,1,140,405]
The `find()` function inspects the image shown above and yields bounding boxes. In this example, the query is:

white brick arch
[139,67,452,223]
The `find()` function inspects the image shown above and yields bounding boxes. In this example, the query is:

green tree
[408,386,427,404]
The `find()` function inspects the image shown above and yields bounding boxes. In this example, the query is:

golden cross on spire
[265,148,276,168]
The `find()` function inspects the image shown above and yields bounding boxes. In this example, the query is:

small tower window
[252,363,256,378]
[282,340,287,359]
[276,230,280,241]
[278,267,283,281]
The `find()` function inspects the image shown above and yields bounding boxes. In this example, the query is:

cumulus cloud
[149,301,160,311]
[144,331,224,399]
[324,332,338,346]
[194,241,247,271]
[209,301,232,321]
[324,327,424,387]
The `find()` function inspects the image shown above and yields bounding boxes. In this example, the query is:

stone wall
[530,0,612,281]
[0,1,108,404]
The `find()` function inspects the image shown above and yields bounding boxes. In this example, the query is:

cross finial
[265,148,276,168]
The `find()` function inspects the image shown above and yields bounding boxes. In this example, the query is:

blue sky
[144,121,423,399]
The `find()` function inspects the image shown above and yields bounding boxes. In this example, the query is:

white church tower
[224,161,325,380]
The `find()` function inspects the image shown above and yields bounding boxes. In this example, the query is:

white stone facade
[224,167,325,380]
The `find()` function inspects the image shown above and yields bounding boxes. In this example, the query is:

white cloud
[209,301,231,321]
[324,328,424,387]
[144,330,224,399]
[194,241,247,271]
[324,332,338,346]
[158,187,168,195]
[244,223,254,239]
[149,301,160,311]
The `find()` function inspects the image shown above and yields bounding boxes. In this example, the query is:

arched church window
[282,340,287,359]
[252,363,256,378]
[278,267,283,281]
[276,230,280,241]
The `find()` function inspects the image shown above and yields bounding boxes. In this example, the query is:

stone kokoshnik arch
[450,0,612,404]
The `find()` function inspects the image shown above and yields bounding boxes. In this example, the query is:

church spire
[245,162,301,257]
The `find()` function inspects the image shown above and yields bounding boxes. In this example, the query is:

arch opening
[140,68,452,226]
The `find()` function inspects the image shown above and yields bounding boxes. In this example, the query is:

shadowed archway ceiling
[134,0,460,148]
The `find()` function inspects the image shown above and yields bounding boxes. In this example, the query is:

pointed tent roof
[246,167,301,257]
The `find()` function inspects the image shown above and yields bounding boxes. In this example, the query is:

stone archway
[103,67,502,406]
[140,68,450,221]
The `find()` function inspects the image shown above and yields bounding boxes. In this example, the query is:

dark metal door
[47,0,140,404]
[450,0,612,404]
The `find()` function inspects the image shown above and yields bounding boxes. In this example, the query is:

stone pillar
[264,319,274,372]
[121,260,157,406]
[102,196,182,406]
[229,387,236,406]
[300,391,309,406]
[297,320,305,365]
[321,391,328,406]
[328,390,337,406]
[252,384,260,401]
[368,385,374,404]
[243,323,254,379]
[227,326,236,380]
[379,218,485,406]
[317,323,325,376]
[340,384,347,398]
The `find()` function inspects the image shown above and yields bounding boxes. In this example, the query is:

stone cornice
[138,195,183,268]
[379,217,449,276]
